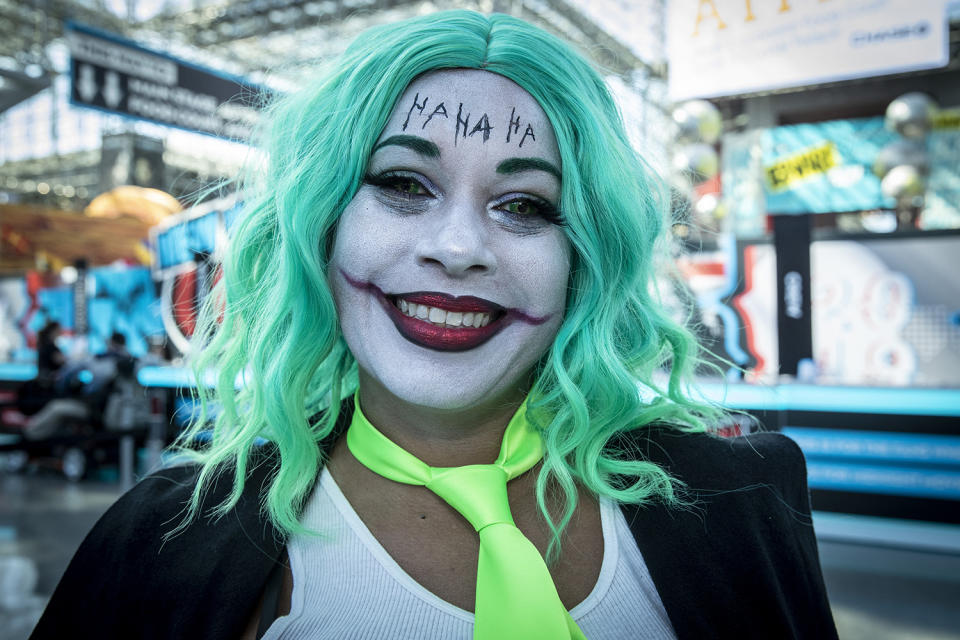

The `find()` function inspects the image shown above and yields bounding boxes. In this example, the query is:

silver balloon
[873,139,929,178]
[885,93,938,139]
[673,100,723,145]
[880,165,927,203]
[673,143,719,184]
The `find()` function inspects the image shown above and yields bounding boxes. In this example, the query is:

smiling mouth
[382,292,507,352]
[391,295,496,328]
[339,270,551,352]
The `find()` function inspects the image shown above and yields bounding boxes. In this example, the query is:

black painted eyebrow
[372,135,440,158]
[496,157,561,181]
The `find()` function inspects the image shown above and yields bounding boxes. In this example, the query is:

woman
[33,11,836,640]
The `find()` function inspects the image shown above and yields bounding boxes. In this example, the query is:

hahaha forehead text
[399,92,539,148]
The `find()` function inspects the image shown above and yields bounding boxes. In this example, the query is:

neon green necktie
[346,395,586,640]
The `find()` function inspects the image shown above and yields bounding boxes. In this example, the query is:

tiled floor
[2,470,959,640]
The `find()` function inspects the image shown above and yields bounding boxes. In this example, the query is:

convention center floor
[2,471,959,640]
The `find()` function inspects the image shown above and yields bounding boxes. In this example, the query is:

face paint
[328,70,570,414]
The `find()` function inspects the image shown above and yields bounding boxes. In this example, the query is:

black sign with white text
[772,213,814,377]
[67,22,265,141]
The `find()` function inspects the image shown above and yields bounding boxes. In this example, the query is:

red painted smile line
[340,271,552,352]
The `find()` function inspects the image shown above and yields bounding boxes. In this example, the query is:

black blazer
[32,416,837,639]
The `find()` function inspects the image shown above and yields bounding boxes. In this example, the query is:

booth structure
[657,2,960,552]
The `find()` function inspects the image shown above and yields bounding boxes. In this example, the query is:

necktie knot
[427,465,513,532]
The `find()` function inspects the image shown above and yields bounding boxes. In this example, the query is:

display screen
[811,231,960,387]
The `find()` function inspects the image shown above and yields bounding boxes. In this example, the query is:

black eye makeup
[492,193,564,231]
[363,171,435,214]
[362,167,563,231]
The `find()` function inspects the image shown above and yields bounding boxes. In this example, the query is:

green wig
[177,10,718,556]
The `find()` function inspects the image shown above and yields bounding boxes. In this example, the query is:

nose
[415,200,497,277]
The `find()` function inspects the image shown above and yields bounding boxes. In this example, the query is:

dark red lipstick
[384,293,505,351]
[340,270,552,352]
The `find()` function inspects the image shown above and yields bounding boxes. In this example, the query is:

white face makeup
[328,69,571,417]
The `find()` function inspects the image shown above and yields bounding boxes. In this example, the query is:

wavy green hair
[176,10,718,556]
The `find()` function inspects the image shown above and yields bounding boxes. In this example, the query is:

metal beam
[0,67,52,114]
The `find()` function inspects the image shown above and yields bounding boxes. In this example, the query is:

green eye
[393,178,426,195]
[503,200,537,216]
[363,172,432,205]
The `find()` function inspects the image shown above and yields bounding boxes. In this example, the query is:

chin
[364,360,530,413]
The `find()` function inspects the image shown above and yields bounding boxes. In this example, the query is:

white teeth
[393,299,494,329]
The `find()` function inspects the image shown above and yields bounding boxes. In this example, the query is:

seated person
[22,333,139,440]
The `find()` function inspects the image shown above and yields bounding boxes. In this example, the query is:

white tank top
[263,468,677,639]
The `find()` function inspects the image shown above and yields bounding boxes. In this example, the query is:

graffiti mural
[0,266,163,362]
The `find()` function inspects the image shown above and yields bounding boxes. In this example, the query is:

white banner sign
[667,0,949,101]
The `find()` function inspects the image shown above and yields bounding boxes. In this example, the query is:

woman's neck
[355,372,528,467]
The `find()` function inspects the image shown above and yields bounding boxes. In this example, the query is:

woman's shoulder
[32,453,283,639]
[630,426,807,493]
[89,458,248,534]
[615,427,836,639]
[93,451,280,556]
[109,463,202,521]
